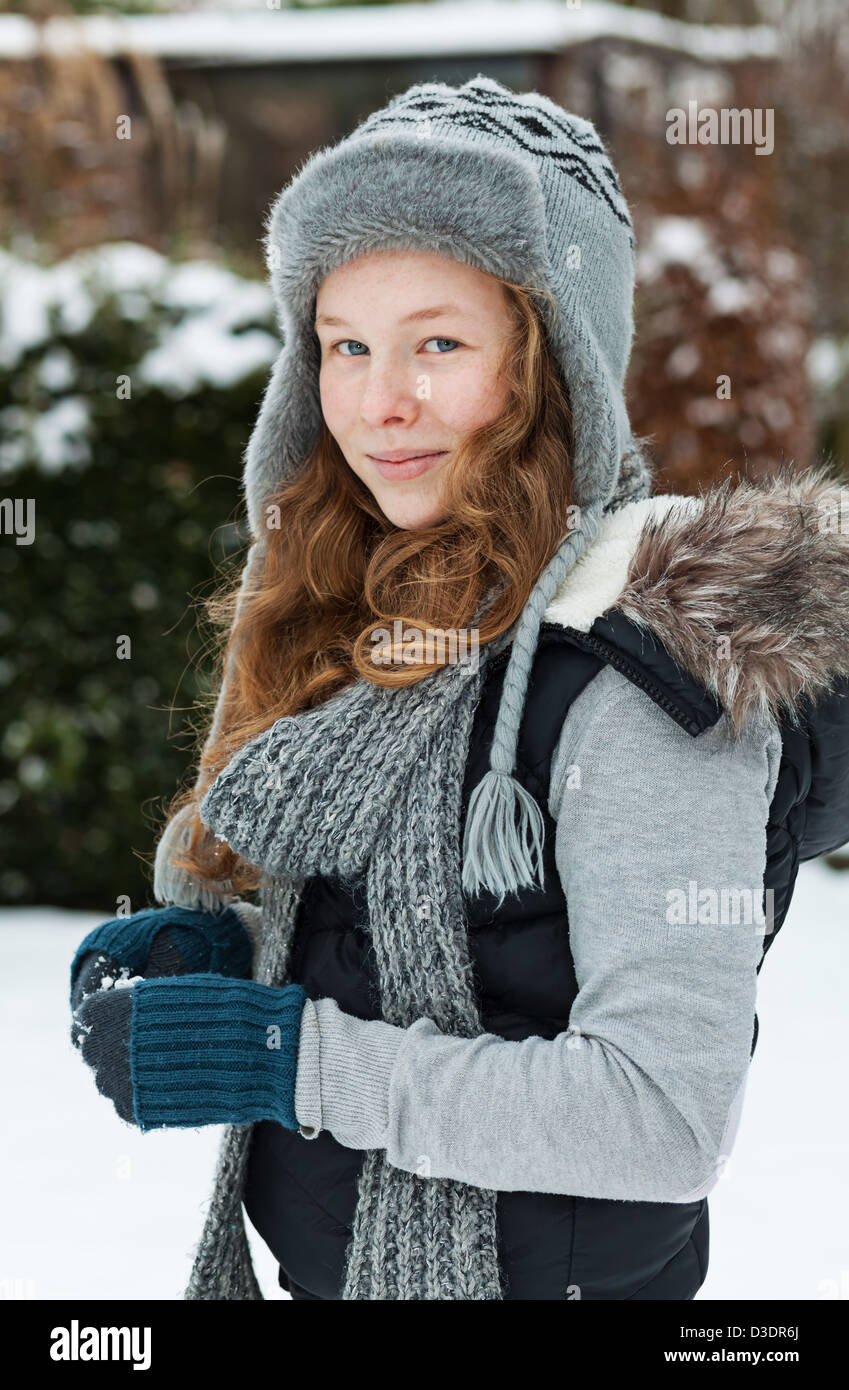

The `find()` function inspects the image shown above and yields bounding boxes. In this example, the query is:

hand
[73,973,307,1132]
[69,904,257,1044]
[74,987,135,1123]
[71,950,136,1050]
[69,911,245,1050]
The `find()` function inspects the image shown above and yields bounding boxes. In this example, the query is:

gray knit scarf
[184,449,652,1301]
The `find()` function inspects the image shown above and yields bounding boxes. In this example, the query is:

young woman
[70,76,849,1301]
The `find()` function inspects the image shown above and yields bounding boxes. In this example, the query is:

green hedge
[0,243,279,909]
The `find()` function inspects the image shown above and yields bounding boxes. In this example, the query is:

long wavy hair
[157,272,577,895]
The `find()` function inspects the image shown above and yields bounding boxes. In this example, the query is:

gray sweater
[293,663,783,1204]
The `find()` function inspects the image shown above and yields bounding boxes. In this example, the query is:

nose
[358,354,422,428]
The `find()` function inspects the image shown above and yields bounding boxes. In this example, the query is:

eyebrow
[314,303,467,328]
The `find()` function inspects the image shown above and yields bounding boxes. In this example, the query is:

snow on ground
[0,857,846,1301]
[0,907,285,1301]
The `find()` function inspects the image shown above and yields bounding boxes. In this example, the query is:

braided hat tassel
[462,501,603,908]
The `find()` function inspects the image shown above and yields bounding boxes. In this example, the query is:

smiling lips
[369,449,447,462]
[368,450,448,481]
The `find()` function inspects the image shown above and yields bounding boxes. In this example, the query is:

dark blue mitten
[74,974,307,1132]
[70,904,255,1017]
[68,900,255,1000]
[75,987,135,1123]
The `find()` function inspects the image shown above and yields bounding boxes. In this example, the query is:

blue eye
[331,336,460,356]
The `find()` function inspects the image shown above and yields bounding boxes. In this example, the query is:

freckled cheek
[318,369,358,434]
[433,365,509,431]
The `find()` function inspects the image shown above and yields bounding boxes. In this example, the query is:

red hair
[157,276,574,894]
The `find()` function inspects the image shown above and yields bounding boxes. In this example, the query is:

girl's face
[315,249,514,530]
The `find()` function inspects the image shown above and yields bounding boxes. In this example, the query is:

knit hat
[154,74,647,909]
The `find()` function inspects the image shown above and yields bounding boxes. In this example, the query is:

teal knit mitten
[70,905,255,1006]
[74,973,307,1132]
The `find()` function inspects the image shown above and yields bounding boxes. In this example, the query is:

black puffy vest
[243,611,849,1301]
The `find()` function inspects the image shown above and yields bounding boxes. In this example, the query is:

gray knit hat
[155,73,648,908]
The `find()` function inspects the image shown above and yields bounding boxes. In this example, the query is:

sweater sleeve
[294,665,783,1203]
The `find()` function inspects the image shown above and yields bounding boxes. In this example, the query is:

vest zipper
[488,628,701,735]
[559,627,702,734]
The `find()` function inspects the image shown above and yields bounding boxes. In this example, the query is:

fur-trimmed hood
[543,462,849,739]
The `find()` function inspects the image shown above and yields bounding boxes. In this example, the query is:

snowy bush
[0,242,279,907]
